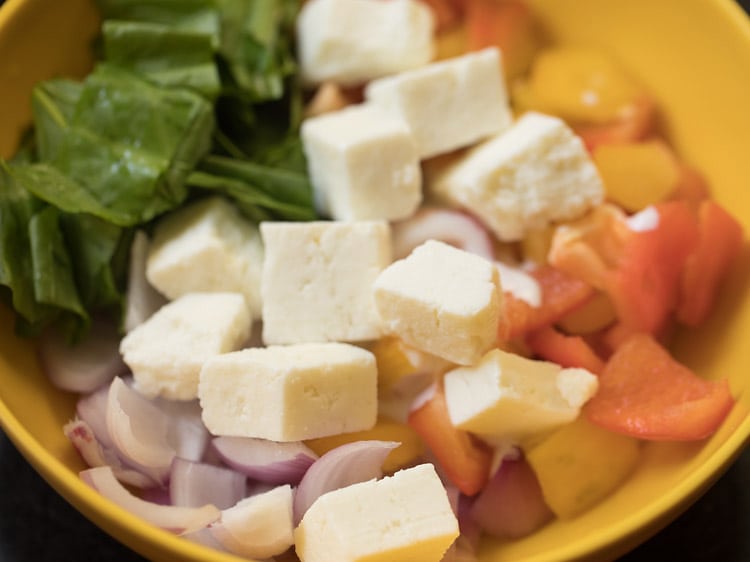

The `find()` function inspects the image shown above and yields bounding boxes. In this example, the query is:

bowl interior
[1,0,749,561]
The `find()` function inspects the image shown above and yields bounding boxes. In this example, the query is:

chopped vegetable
[526,417,641,518]
[526,326,605,375]
[408,384,493,496]
[585,334,735,440]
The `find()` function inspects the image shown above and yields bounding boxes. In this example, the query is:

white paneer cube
[365,48,513,159]
[373,240,501,366]
[295,464,459,562]
[301,105,422,221]
[444,349,599,441]
[120,293,251,400]
[210,485,294,559]
[198,343,377,441]
[261,221,391,344]
[430,112,605,241]
[297,0,434,87]
[496,262,542,307]
[146,197,264,318]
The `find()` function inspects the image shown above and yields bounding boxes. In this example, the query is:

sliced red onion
[470,453,553,539]
[124,230,167,332]
[392,208,496,261]
[209,485,295,559]
[293,440,399,525]
[106,377,176,485]
[76,384,115,448]
[64,419,155,489]
[170,458,246,510]
[81,466,220,535]
[212,436,317,485]
[37,317,125,393]
[154,398,210,463]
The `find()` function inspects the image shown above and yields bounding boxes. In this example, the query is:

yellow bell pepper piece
[520,225,555,265]
[305,416,425,474]
[435,25,467,61]
[528,48,641,124]
[526,417,641,519]
[368,336,448,395]
[557,291,617,335]
[594,140,680,211]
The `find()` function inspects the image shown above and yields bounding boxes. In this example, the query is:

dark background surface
[2,0,750,561]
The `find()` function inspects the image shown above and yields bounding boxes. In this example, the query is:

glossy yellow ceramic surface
[0,0,749,561]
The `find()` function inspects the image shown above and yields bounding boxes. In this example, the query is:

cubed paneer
[120,293,251,400]
[365,48,513,159]
[146,197,264,318]
[295,464,459,562]
[430,112,604,241]
[297,0,434,87]
[373,240,501,366]
[198,343,377,441]
[261,221,391,344]
[301,105,422,221]
[443,349,599,441]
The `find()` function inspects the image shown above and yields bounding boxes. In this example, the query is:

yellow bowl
[1,0,750,561]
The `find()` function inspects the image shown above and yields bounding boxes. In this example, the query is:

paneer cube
[261,221,391,344]
[443,349,599,441]
[365,48,513,158]
[295,464,459,562]
[297,0,434,87]
[373,240,501,366]
[301,105,422,221]
[120,292,251,400]
[198,343,377,441]
[430,112,604,241]
[146,197,264,318]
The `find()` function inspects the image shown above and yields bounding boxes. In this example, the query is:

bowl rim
[1,0,750,561]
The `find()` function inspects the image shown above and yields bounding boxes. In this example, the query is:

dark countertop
[2,0,750,561]
[2,428,750,562]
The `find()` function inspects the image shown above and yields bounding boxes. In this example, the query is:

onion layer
[106,377,175,484]
[470,453,553,539]
[392,208,495,261]
[170,458,246,510]
[293,440,399,525]
[212,436,317,485]
[81,466,220,535]
[38,317,125,393]
[209,485,295,559]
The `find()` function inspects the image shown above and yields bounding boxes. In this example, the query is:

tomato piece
[407,383,492,496]
[585,333,734,441]
[526,326,605,375]
[550,202,700,334]
[417,0,462,32]
[605,201,700,333]
[677,200,743,326]
[499,266,595,341]
[464,0,541,80]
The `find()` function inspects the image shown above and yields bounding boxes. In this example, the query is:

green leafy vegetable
[2,0,315,342]
[102,20,221,97]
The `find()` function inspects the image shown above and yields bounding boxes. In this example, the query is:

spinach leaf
[53,64,214,225]
[102,20,220,98]
[28,207,86,319]
[10,162,132,225]
[95,0,221,41]
[0,163,54,331]
[188,152,316,222]
[31,79,83,161]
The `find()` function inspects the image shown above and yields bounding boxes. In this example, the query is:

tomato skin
[407,383,492,496]
[585,333,734,441]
